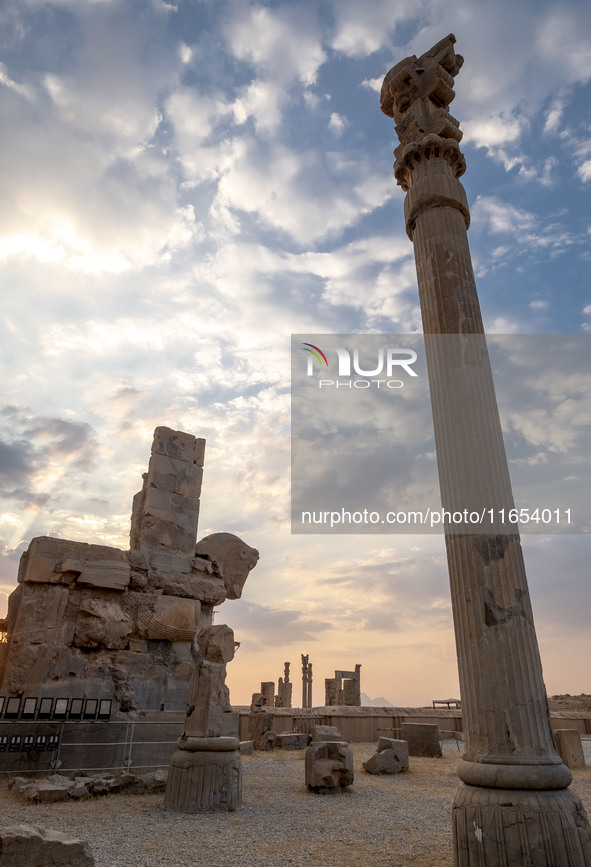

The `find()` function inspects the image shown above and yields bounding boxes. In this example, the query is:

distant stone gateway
[381,33,591,866]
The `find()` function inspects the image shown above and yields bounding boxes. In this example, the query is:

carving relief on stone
[137,596,200,642]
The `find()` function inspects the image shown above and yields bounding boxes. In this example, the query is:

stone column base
[453,783,591,866]
[164,748,241,812]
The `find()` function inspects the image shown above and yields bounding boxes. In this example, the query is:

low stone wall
[236,706,591,744]
[236,706,464,743]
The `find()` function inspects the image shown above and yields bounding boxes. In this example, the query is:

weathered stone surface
[17,537,128,586]
[69,559,130,591]
[73,599,132,649]
[164,748,241,812]
[195,533,259,600]
[130,427,203,558]
[10,771,168,804]
[152,427,204,465]
[312,725,343,742]
[260,681,275,707]
[326,665,361,706]
[248,711,274,749]
[453,784,591,867]
[400,723,441,758]
[144,769,168,792]
[554,729,586,770]
[184,660,231,738]
[22,779,73,804]
[377,737,409,767]
[197,625,235,663]
[381,33,591,863]
[0,426,258,767]
[178,736,239,752]
[147,453,203,498]
[68,783,91,800]
[250,693,265,712]
[275,732,309,750]
[363,749,404,775]
[239,740,254,755]
[262,731,278,750]
[0,824,94,866]
[153,572,226,605]
[8,778,31,795]
[305,741,354,793]
[137,595,200,641]
[106,773,146,795]
[275,662,292,708]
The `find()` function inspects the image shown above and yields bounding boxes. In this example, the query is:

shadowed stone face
[195,532,259,600]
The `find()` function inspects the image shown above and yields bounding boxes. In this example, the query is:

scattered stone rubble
[0,824,94,867]
[8,769,168,803]
[362,737,409,775]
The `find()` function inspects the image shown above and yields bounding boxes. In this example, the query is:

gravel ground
[1,741,591,867]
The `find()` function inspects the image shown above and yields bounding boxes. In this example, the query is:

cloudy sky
[0,0,590,707]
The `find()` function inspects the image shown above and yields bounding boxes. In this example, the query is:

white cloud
[578,159,591,182]
[471,196,536,234]
[225,4,325,86]
[461,115,525,150]
[544,94,569,134]
[328,112,346,135]
[231,79,283,133]
[330,0,417,58]
[214,136,391,246]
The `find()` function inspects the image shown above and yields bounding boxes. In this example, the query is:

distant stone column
[381,34,591,866]
[301,654,308,708]
[301,654,312,709]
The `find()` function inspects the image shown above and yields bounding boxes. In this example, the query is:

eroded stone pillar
[380,33,591,866]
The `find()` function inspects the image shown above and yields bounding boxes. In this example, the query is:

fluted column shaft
[381,35,591,864]
[380,34,568,791]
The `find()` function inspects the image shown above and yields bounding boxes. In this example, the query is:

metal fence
[0,718,184,776]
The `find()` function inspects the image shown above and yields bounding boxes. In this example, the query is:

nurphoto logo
[301,342,418,389]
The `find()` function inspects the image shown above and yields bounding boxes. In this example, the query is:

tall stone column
[380,34,591,866]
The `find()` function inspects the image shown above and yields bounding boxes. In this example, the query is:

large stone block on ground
[276,732,309,750]
[0,824,94,866]
[312,725,342,742]
[377,737,409,768]
[363,749,404,775]
[363,739,409,775]
[400,722,442,757]
[554,729,586,769]
[305,741,354,793]
[164,748,241,812]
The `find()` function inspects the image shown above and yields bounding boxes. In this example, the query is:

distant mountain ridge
[361,692,394,707]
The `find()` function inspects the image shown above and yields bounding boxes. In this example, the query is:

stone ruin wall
[0,427,258,723]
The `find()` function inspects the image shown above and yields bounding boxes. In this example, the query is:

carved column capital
[380,33,466,192]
